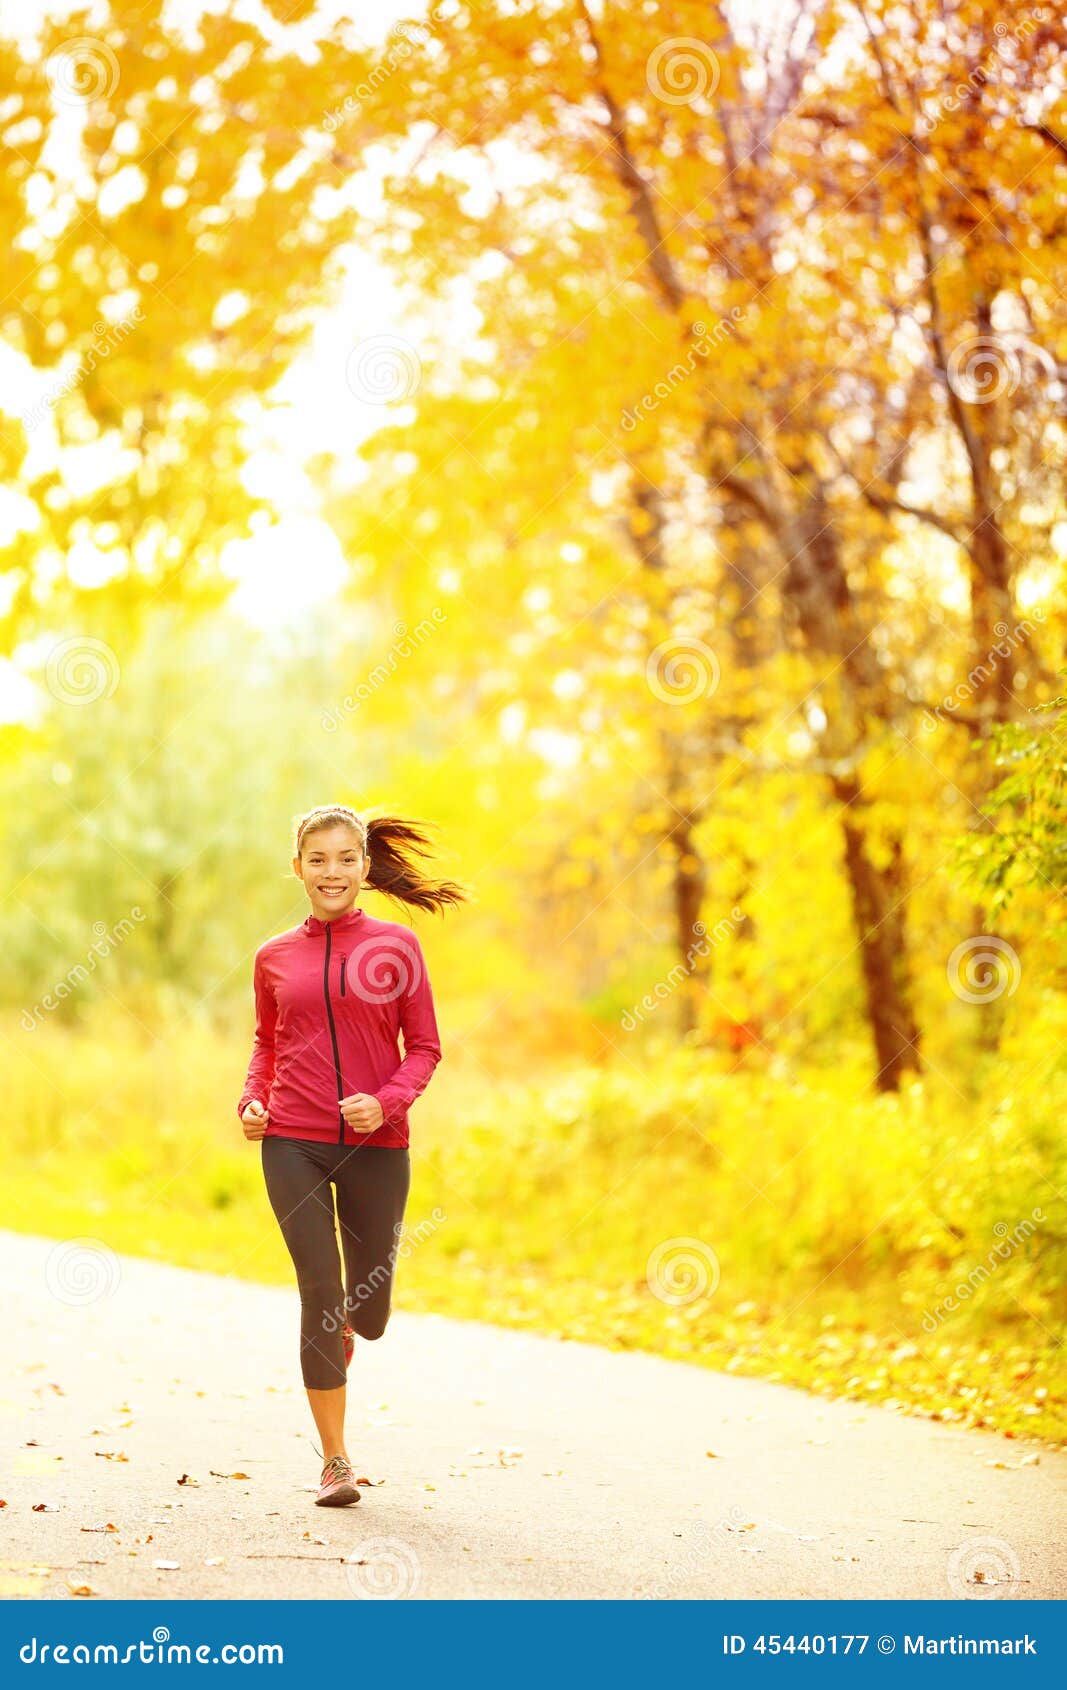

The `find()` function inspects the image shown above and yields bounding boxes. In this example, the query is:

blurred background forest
[1,0,1065,1438]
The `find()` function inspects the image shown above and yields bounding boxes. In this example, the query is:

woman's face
[293,824,365,920]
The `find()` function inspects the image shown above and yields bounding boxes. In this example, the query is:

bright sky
[3,0,790,640]
[2,0,433,637]
[7,0,1046,724]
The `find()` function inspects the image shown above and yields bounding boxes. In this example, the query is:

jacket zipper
[322,925,346,1139]
[339,955,347,997]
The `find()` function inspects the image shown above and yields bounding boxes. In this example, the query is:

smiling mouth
[318,886,348,895]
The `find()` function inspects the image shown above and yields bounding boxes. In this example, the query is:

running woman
[237,804,466,1506]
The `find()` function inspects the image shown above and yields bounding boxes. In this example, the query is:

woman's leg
[260,1136,351,1459]
[332,1146,411,1350]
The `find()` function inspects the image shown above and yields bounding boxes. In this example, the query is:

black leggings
[260,1135,411,1390]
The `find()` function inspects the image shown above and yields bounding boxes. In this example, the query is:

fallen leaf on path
[209,1471,250,1480]
[66,1581,97,1597]
[176,1474,199,1486]
[32,1504,58,1512]
[94,1452,128,1462]
[80,1525,118,1534]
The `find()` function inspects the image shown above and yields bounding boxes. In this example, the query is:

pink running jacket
[237,905,442,1147]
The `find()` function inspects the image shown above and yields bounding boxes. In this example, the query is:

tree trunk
[832,775,923,1088]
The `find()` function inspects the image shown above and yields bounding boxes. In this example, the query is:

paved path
[1,1229,1063,1600]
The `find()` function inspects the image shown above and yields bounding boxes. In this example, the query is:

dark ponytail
[294,804,468,916]
[364,814,468,915]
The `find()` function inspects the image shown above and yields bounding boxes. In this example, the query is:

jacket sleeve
[371,934,442,1126]
[237,947,277,1119]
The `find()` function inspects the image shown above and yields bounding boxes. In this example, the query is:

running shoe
[315,1453,360,1507]
[342,1324,355,1368]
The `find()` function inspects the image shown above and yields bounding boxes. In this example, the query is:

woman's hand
[241,1099,270,1139]
[340,1092,384,1134]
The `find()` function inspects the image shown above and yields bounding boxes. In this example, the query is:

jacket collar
[302,905,367,938]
